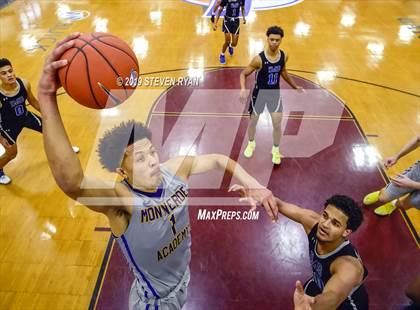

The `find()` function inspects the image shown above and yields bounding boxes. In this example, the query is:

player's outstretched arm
[38,33,83,195]
[164,154,278,221]
[38,33,125,214]
[311,256,364,310]
[275,198,319,233]
[227,186,319,230]
[384,135,420,168]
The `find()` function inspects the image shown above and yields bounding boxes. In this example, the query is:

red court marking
[92,69,419,310]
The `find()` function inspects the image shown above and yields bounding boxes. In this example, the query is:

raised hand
[38,32,81,97]
[293,280,315,310]
[229,184,278,222]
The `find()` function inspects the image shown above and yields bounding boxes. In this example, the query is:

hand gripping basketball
[39,32,81,97]
[57,32,139,109]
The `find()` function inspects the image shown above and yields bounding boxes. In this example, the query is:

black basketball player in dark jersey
[0,58,79,184]
[232,185,369,309]
[213,0,246,64]
[240,26,303,165]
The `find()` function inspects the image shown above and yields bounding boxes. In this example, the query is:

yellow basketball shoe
[374,200,397,216]
[272,146,281,165]
[363,191,380,205]
[244,140,256,158]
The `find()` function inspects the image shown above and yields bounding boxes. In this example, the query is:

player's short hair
[0,58,12,69]
[324,195,363,231]
[97,120,152,171]
[266,26,284,38]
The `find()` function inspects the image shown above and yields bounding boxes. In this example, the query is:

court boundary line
[344,104,420,248]
[88,235,115,310]
[88,67,419,309]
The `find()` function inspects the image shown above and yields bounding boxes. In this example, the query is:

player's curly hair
[97,120,152,172]
[266,26,284,38]
[324,195,363,231]
[0,58,12,68]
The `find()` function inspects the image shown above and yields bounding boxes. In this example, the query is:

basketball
[58,32,139,109]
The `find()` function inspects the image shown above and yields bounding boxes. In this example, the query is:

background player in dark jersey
[239,26,303,165]
[213,0,246,64]
[0,58,79,185]
[36,33,279,309]
[231,185,369,309]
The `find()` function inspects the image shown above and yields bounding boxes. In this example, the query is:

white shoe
[72,146,80,154]
[0,174,11,185]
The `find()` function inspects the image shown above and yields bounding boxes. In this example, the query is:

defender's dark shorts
[304,278,369,310]
[222,17,240,35]
[248,89,283,115]
[0,112,42,145]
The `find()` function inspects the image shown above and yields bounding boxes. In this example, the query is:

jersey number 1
[169,214,177,235]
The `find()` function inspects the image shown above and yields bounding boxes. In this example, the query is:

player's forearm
[395,135,420,159]
[39,93,84,194]
[215,7,223,23]
[240,72,247,89]
[275,198,290,215]
[312,291,341,310]
[30,99,41,112]
[282,72,299,89]
[212,2,219,14]
[274,198,302,222]
[216,154,261,189]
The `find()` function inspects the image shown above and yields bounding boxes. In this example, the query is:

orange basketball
[58,32,139,109]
